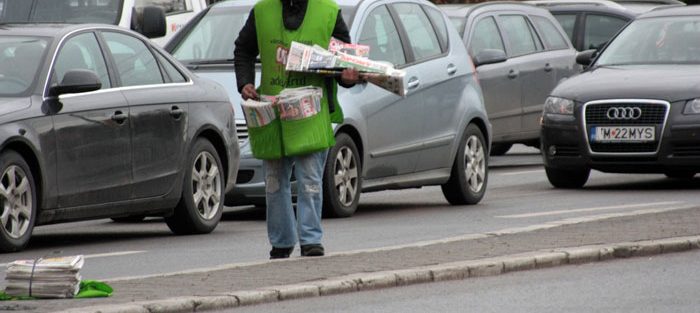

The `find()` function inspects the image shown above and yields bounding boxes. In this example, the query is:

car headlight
[544,96,574,115]
[683,99,700,114]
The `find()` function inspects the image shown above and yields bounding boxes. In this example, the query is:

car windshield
[0,0,123,24]
[596,16,700,66]
[0,36,48,96]
[171,5,356,63]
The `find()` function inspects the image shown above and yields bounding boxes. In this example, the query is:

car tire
[545,166,590,188]
[0,150,37,252]
[322,132,361,218]
[166,139,224,235]
[489,142,512,156]
[441,124,488,205]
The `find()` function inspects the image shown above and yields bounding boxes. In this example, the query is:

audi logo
[606,107,642,120]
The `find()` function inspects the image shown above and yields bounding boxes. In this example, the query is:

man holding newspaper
[233,0,360,259]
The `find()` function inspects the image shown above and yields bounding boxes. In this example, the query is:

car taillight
[230,102,235,115]
[468,56,480,87]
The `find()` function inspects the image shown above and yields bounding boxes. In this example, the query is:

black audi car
[541,6,700,188]
[0,23,239,252]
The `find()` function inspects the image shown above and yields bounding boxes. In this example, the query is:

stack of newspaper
[4,255,84,298]
[285,40,407,97]
[241,98,277,127]
[277,87,323,121]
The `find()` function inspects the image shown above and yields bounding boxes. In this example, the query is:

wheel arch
[1,139,44,212]
[193,127,229,183]
[468,116,491,152]
[334,124,364,167]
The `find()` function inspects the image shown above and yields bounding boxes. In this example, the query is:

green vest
[254,0,343,148]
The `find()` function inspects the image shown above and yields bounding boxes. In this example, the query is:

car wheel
[441,124,488,205]
[0,150,37,252]
[166,139,223,235]
[489,142,512,156]
[111,215,146,223]
[545,166,590,188]
[323,132,361,218]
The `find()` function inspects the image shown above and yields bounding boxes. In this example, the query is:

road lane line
[498,169,545,176]
[0,250,146,267]
[104,204,698,283]
[495,201,682,218]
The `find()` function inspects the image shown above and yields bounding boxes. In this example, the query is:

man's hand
[241,83,259,100]
[341,67,362,85]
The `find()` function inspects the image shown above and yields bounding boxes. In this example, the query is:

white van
[0,0,221,46]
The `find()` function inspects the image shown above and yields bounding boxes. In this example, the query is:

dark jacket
[233,0,353,94]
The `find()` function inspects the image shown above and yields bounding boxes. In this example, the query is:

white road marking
[0,250,145,267]
[498,169,545,176]
[495,201,682,218]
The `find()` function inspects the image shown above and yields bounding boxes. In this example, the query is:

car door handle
[407,77,420,90]
[507,69,519,79]
[544,63,553,72]
[446,64,457,75]
[111,111,127,124]
[170,106,184,119]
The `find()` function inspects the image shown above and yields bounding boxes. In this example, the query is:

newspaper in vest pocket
[278,87,323,121]
[241,98,277,127]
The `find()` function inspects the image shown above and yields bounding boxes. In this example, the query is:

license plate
[590,126,655,142]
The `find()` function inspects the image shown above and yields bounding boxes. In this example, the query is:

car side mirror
[576,49,597,67]
[132,6,166,39]
[50,69,101,96]
[472,49,507,67]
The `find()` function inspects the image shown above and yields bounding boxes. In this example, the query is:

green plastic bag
[281,110,331,157]
[75,280,113,298]
[248,118,284,160]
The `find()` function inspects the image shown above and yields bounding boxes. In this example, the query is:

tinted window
[584,14,629,50]
[136,0,185,15]
[532,15,569,50]
[0,36,48,95]
[172,7,249,61]
[357,5,406,66]
[469,17,505,56]
[103,32,163,86]
[155,50,187,83]
[553,13,577,42]
[394,3,442,60]
[424,6,448,52]
[499,15,538,56]
[0,0,121,24]
[54,33,111,89]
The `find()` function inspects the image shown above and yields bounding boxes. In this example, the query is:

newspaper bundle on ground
[4,255,84,298]
[277,86,323,121]
[285,41,406,97]
[241,98,277,127]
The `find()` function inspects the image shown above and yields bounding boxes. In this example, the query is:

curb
[56,235,700,313]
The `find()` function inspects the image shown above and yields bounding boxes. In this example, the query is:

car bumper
[541,107,700,174]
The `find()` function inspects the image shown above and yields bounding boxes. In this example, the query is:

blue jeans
[263,149,328,248]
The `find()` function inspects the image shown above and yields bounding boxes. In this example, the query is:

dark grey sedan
[541,6,700,187]
[0,23,239,252]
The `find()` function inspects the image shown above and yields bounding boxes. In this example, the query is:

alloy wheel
[0,165,32,239]
[191,151,221,220]
[464,135,486,192]
[333,146,358,207]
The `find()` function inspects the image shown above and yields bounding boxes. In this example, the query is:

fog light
[548,145,557,156]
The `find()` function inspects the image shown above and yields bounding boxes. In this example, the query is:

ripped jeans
[263,149,328,248]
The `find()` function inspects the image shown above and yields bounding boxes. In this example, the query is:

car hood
[0,97,31,119]
[191,70,260,121]
[552,65,700,103]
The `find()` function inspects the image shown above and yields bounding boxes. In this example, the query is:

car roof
[0,23,125,38]
[527,0,628,10]
[636,4,700,18]
[539,3,637,18]
[439,1,552,17]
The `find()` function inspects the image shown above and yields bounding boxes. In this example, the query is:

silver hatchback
[165,0,491,217]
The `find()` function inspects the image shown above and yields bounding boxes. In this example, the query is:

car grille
[584,100,669,154]
[236,120,248,144]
